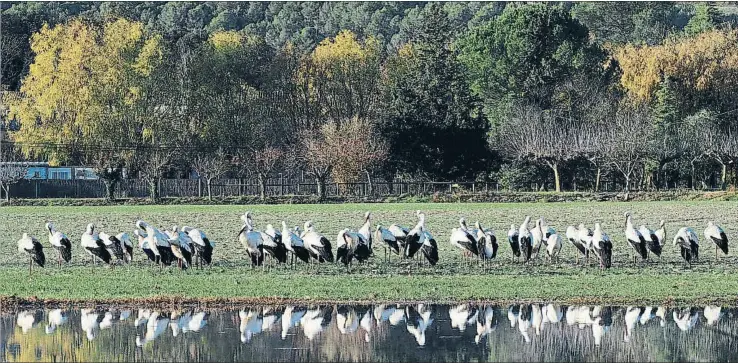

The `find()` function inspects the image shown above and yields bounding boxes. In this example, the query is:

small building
[0,162,100,180]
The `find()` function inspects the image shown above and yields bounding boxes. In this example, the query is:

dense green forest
[2,2,738,200]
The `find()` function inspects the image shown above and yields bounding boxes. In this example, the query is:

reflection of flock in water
[12,304,727,348]
[15,308,208,345]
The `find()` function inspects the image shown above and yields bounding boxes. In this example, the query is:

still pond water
[0,304,733,362]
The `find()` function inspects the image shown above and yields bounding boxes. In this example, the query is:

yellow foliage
[8,18,163,163]
[615,29,738,101]
[209,31,244,52]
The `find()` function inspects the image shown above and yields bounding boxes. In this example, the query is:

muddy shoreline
[1,295,735,311]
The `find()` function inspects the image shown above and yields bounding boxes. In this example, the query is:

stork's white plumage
[81,224,111,266]
[450,218,478,258]
[282,221,311,264]
[518,216,532,262]
[405,211,426,259]
[673,227,699,266]
[531,218,545,258]
[566,225,587,263]
[301,221,334,263]
[704,221,728,261]
[98,231,125,263]
[358,211,373,250]
[134,230,158,264]
[18,233,45,273]
[46,222,72,267]
[117,233,134,263]
[624,212,648,263]
[475,222,498,261]
[182,226,214,267]
[654,220,666,247]
[592,223,612,269]
[546,233,562,263]
[239,220,264,267]
[375,225,400,263]
[507,224,520,261]
[638,225,662,260]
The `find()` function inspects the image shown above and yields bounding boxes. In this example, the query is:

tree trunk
[206,178,213,200]
[623,174,630,193]
[258,173,266,201]
[720,162,727,190]
[545,161,561,192]
[365,170,373,196]
[102,178,117,201]
[594,167,601,192]
[148,178,160,201]
[316,176,327,200]
[690,160,697,191]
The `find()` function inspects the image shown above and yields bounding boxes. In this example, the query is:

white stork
[18,233,45,274]
[475,222,498,263]
[404,211,426,260]
[507,224,520,262]
[566,225,587,264]
[81,224,112,266]
[182,226,214,267]
[624,212,648,263]
[45,223,71,268]
[518,216,533,263]
[374,225,400,263]
[704,221,728,261]
[673,227,699,267]
[638,224,662,261]
[546,233,562,263]
[592,223,612,269]
[301,221,334,265]
[450,218,478,260]
[282,221,311,266]
[358,211,373,251]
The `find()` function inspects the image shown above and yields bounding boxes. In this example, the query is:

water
[0,304,734,362]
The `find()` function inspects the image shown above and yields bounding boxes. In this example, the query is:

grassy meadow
[1,201,738,304]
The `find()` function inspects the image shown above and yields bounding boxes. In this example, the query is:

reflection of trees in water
[1,305,736,362]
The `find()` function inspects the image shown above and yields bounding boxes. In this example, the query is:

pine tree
[381,3,491,180]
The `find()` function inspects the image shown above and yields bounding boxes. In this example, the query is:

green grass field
[1,201,737,305]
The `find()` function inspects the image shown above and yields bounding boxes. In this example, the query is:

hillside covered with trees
[2,2,738,200]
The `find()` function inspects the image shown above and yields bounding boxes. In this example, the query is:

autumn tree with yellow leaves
[8,18,165,200]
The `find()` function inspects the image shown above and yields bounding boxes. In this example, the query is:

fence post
[280,173,284,196]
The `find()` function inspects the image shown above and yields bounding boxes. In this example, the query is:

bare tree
[302,126,339,201]
[604,103,652,194]
[500,103,590,192]
[235,146,284,201]
[0,162,28,202]
[133,147,177,201]
[192,148,232,200]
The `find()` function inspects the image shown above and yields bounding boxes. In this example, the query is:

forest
[2,1,738,200]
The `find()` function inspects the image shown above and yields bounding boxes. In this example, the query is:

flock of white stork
[16,209,729,274]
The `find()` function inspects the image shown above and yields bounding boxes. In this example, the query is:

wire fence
[1,177,729,199]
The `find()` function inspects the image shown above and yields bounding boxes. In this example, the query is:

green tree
[459,4,605,114]
[381,3,491,181]
[683,3,720,37]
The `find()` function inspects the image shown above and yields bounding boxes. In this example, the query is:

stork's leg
[716,245,718,262]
